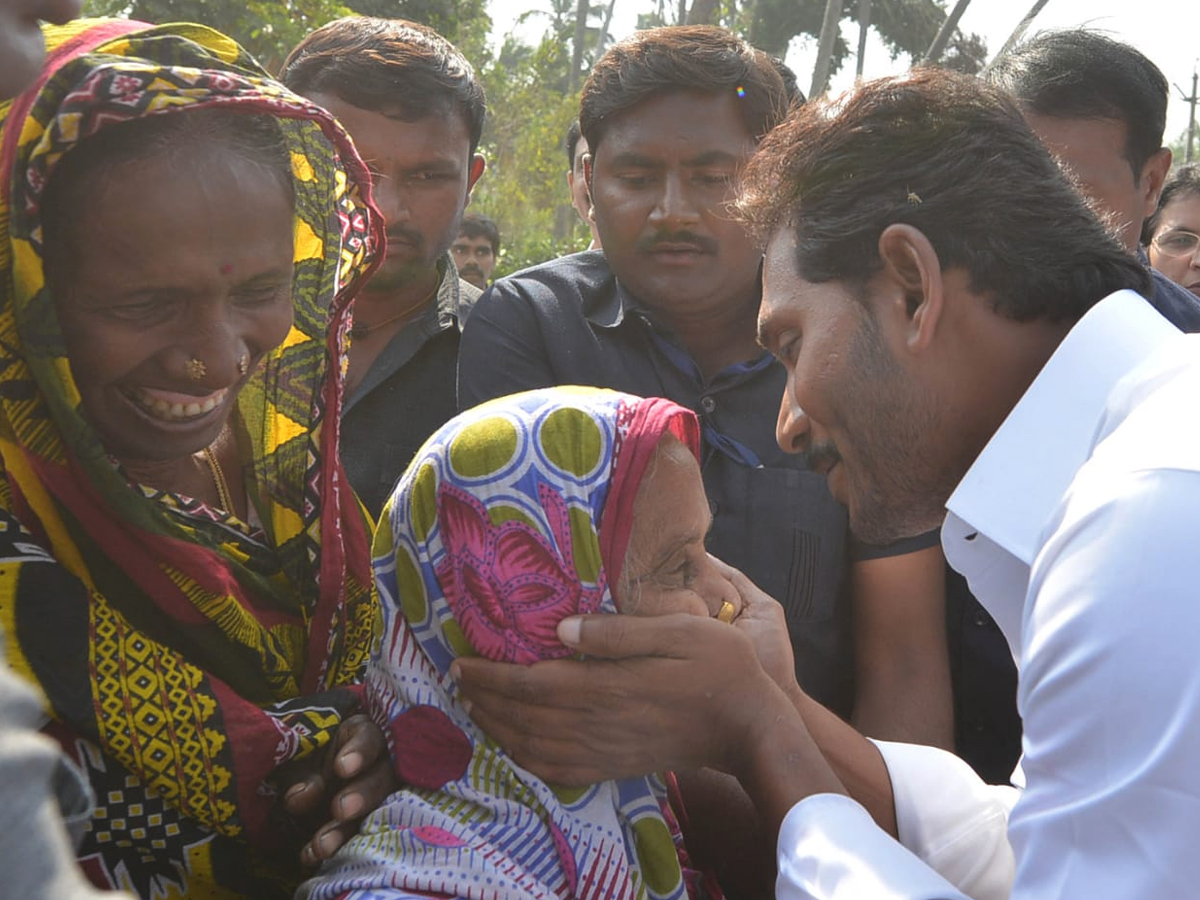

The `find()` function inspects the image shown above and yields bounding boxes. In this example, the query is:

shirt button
[700,396,716,414]
[973,611,990,627]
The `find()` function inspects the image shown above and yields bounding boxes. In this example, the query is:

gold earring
[237,355,249,376]
[186,358,207,381]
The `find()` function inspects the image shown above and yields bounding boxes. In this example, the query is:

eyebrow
[685,150,742,167]
[605,150,743,170]
[233,268,293,292]
[405,159,462,174]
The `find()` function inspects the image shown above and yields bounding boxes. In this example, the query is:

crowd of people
[1,1,1198,899]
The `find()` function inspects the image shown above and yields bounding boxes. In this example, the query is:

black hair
[737,68,1150,325]
[565,118,583,170]
[280,16,486,156]
[458,211,500,254]
[985,30,1168,177]
[579,25,790,155]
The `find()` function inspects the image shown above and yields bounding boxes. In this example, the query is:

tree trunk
[597,0,617,52]
[568,0,589,94]
[687,0,719,24]
[855,0,871,78]
[809,0,845,98]
[985,0,1054,72]
[922,0,973,65]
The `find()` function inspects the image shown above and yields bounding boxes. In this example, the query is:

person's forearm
[731,685,846,838]
[786,684,898,837]
[852,669,954,750]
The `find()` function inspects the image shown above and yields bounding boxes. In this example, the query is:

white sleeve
[776,794,968,900]
[774,742,1017,900]
[1007,466,1200,899]
[876,741,1017,899]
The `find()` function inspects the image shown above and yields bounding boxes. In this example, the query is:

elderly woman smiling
[300,387,742,900]
[0,18,390,899]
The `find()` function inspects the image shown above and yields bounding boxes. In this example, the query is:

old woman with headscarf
[302,386,743,900]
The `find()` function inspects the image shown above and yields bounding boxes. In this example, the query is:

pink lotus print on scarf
[435,480,606,663]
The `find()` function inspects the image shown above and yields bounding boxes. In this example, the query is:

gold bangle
[717,600,736,624]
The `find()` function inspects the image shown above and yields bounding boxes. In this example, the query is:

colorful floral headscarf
[300,387,718,900]
[0,18,382,899]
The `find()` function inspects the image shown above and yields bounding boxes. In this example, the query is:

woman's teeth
[129,388,227,422]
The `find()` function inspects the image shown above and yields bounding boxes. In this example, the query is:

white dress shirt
[777,291,1200,899]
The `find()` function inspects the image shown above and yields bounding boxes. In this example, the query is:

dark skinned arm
[849,546,954,749]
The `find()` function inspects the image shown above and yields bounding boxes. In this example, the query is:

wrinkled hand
[451,612,786,787]
[710,555,802,699]
[277,714,397,867]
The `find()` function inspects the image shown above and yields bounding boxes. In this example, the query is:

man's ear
[876,223,944,354]
[582,153,596,222]
[1138,147,1172,219]
[466,154,486,196]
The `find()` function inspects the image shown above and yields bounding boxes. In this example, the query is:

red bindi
[220,263,234,275]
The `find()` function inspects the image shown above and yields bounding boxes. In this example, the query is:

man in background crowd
[565,119,601,249]
[988,29,1200,327]
[281,16,486,517]
[451,211,499,290]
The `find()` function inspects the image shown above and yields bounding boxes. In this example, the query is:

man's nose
[374,180,410,226]
[649,172,700,229]
[776,389,811,455]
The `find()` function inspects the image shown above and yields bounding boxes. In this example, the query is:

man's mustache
[385,226,423,249]
[803,441,842,475]
[634,230,719,254]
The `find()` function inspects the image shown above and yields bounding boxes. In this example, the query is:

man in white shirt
[451,68,1200,898]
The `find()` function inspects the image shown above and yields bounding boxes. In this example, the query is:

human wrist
[730,683,841,836]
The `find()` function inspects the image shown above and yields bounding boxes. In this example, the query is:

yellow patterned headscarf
[0,18,382,899]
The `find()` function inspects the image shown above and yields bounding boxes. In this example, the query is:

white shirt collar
[942,291,1182,653]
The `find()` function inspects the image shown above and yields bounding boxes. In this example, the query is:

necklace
[349,279,441,339]
[201,446,236,513]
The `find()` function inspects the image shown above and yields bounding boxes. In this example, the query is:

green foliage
[1169,127,1198,168]
[75,0,987,274]
[471,36,593,275]
[81,0,353,70]
[636,0,987,79]
[80,0,489,72]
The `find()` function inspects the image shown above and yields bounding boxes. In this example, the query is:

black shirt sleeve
[850,527,942,562]
[457,280,560,411]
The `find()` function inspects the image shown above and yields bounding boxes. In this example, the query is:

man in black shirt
[282,17,486,517]
[459,26,952,747]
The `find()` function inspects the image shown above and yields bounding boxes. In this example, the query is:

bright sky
[488,0,1200,143]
